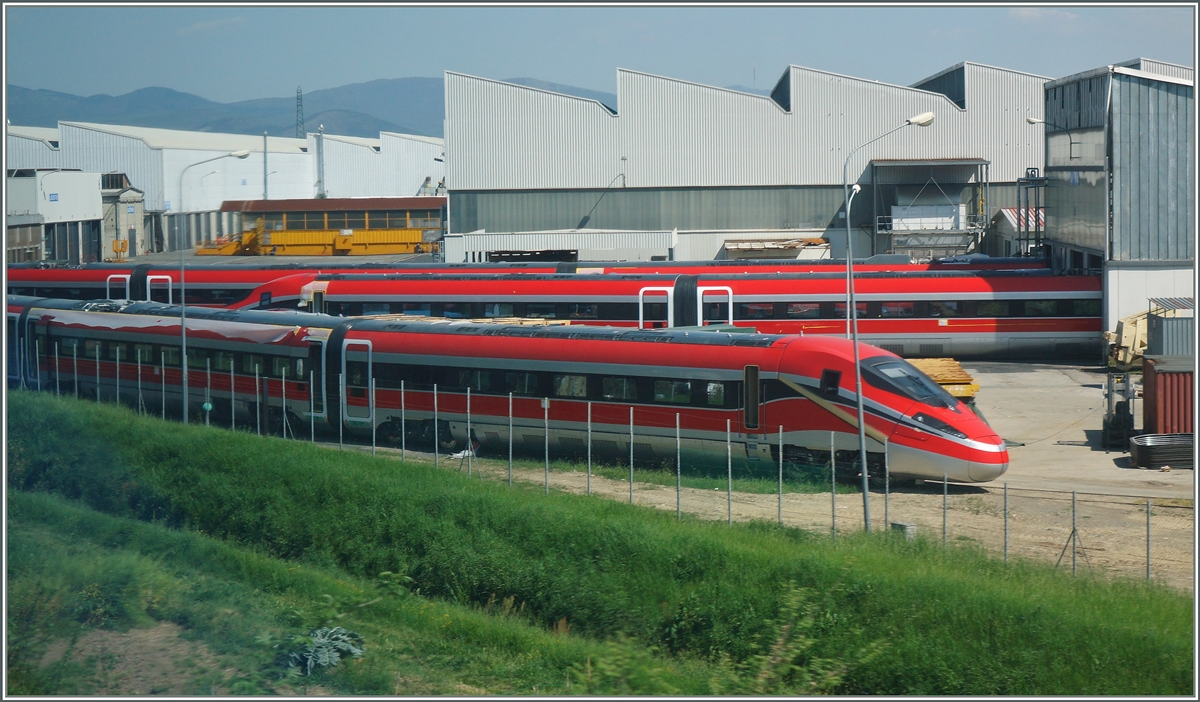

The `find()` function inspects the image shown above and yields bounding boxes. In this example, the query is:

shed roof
[60,121,310,153]
[997,207,1044,229]
[219,196,446,213]
[7,125,60,142]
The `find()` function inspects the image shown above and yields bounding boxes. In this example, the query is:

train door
[340,339,373,426]
[7,314,20,386]
[308,341,325,414]
[638,287,673,329]
[698,286,733,325]
[742,365,761,433]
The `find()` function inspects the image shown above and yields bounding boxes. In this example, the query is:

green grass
[7,391,1194,695]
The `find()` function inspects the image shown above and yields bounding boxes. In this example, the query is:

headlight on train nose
[912,412,967,439]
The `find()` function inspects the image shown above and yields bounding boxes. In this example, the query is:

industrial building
[1040,59,1195,330]
[5,169,103,263]
[443,61,1050,260]
[5,122,444,257]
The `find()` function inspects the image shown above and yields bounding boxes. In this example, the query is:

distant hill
[5,76,757,140]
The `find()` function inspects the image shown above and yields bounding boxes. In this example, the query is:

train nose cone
[967,435,1008,482]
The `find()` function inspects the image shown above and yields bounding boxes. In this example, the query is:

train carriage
[9,295,1007,483]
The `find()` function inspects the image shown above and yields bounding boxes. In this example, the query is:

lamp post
[842,111,934,532]
[179,149,251,423]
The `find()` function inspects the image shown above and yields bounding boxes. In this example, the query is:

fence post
[55,342,61,396]
[1146,498,1152,581]
[338,373,343,451]
[205,358,211,427]
[232,365,237,431]
[256,367,262,436]
[1004,482,1009,564]
[942,473,948,548]
[508,392,513,487]
[136,349,141,413]
[629,406,635,505]
[309,370,314,440]
[883,438,889,529]
[778,425,783,525]
[831,431,836,544]
[466,387,471,475]
[160,352,165,419]
[95,346,100,403]
[433,384,439,469]
[113,343,118,403]
[545,398,551,495]
[74,346,79,400]
[587,401,592,496]
[370,377,376,456]
[401,380,406,460]
[1072,491,1077,577]
[726,419,732,525]
[677,414,683,520]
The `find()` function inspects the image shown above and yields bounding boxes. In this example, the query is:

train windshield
[861,357,958,409]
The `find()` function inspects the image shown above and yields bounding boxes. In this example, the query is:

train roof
[315,268,1057,283]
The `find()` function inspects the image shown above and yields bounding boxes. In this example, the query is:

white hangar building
[444,61,1050,261]
[6,122,444,255]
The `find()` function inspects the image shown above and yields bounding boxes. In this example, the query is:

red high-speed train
[6,256,1046,306]
[282,269,1101,359]
[8,295,1007,483]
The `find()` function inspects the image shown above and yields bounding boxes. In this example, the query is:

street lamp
[179,149,251,423]
[842,111,934,532]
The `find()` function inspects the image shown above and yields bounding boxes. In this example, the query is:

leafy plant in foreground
[280,627,365,676]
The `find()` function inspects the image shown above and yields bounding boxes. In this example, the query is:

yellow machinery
[196,217,438,256]
[907,357,980,403]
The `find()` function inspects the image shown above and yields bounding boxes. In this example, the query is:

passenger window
[929,301,960,317]
[505,371,539,396]
[402,302,431,316]
[444,303,471,318]
[706,382,726,406]
[107,342,130,361]
[459,369,491,392]
[133,344,154,364]
[786,302,820,319]
[1025,300,1058,316]
[736,302,774,320]
[602,377,638,401]
[654,380,692,404]
[880,302,915,318]
[240,354,263,374]
[187,348,210,369]
[485,303,514,318]
[526,303,556,319]
[833,302,868,318]
[1072,299,1101,316]
[212,351,234,372]
[162,346,181,367]
[84,340,102,359]
[553,374,587,398]
[977,301,1011,317]
[362,302,390,316]
[568,303,598,319]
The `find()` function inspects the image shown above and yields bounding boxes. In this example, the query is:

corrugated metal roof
[7,125,60,142]
[219,196,446,212]
[1150,298,1195,311]
[1115,58,1194,83]
[380,131,444,147]
[998,207,1044,229]
[60,121,310,153]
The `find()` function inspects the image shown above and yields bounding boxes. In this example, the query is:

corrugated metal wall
[6,134,63,169]
[445,72,619,190]
[446,62,1046,193]
[1111,73,1195,261]
[444,230,671,263]
[1148,315,1195,356]
[1143,357,1194,434]
[54,124,165,210]
[448,186,847,233]
[911,64,966,109]
[1119,58,1194,83]
[313,134,444,199]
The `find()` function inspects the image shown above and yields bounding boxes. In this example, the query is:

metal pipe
[95,344,100,402]
[884,437,890,528]
[831,431,836,543]
[587,401,592,496]
[778,425,783,525]
[508,392,513,487]
[545,398,551,495]
[677,414,683,520]
[136,348,141,413]
[114,343,119,404]
[433,384,439,468]
[339,373,345,450]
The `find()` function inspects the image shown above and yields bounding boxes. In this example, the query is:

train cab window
[162,347,181,367]
[553,374,587,398]
[1025,300,1059,316]
[84,340,102,359]
[527,303,556,319]
[706,382,726,406]
[211,351,234,372]
[484,303,514,318]
[833,302,868,318]
[240,353,264,374]
[444,303,471,318]
[505,371,540,396]
[653,380,692,404]
[602,376,638,401]
[820,369,842,397]
[402,302,431,316]
[976,300,1011,317]
[1071,299,1101,316]
[786,302,820,319]
[568,303,598,319]
[880,302,916,318]
[362,302,390,316]
[736,302,774,320]
[928,301,960,317]
[459,369,492,393]
[861,357,956,409]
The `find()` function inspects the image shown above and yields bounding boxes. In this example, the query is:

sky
[4,5,1196,102]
